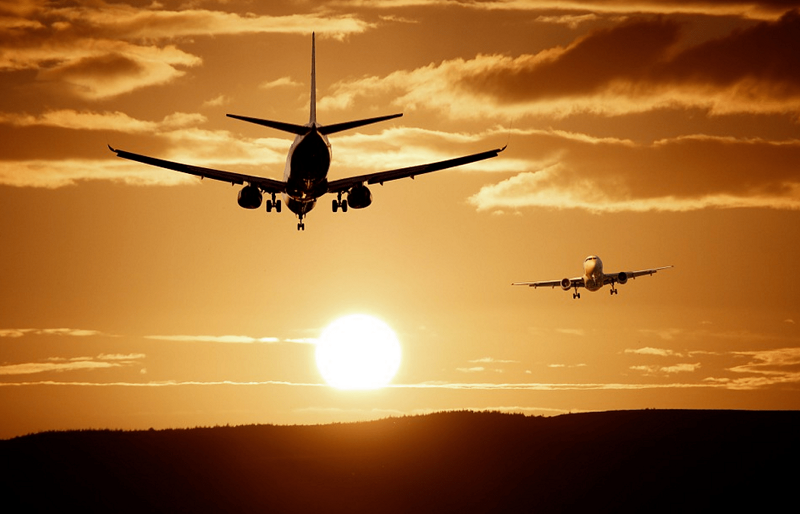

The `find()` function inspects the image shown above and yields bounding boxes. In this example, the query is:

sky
[1,0,800,439]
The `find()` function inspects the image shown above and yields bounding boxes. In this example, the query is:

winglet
[107,144,117,153]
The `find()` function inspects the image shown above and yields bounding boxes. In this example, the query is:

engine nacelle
[560,278,572,291]
[237,185,262,209]
[347,184,372,209]
[617,272,628,285]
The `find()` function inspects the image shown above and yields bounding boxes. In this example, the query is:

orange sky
[1,0,799,439]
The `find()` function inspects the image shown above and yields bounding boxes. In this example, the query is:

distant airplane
[512,255,672,299]
[109,33,504,230]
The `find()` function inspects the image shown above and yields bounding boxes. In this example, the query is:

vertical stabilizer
[310,32,317,125]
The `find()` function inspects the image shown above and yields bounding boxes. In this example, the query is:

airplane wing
[108,146,286,194]
[602,265,673,285]
[512,277,584,289]
[326,146,505,193]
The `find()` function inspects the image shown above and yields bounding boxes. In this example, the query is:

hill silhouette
[1,410,797,513]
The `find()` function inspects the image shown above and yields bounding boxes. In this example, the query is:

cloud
[468,131,800,213]
[0,110,205,132]
[729,347,800,376]
[322,13,800,119]
[260,77,302,90]
[144,334,316,344]
[625,347,681,357]
[0,353,143,376]
[330,1,794,20]
[0,328,111,338]
[468,357,520,363]
[457,366,486,373]
[555,328,586,336]
[0,379,325,388]
[0,1,371,99]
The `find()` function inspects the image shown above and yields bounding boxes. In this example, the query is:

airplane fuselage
[282,125,332,215]
[582,255,605,291]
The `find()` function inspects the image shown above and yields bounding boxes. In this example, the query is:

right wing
[512,277,584,289]
[327,146,505,193]
[108,146,286,193]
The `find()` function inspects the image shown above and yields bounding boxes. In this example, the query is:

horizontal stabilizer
[320,113,403,135]
[227,114,309,135]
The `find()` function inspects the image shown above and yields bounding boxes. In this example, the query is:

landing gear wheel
[275,199,281,213]
[266,199,273,212]
[297,222,305,231]
[341,199,348,213]
[332,199,338,212]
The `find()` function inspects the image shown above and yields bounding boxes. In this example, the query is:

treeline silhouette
[2,410,797,513]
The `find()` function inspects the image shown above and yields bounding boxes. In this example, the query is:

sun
[315,314,402,390]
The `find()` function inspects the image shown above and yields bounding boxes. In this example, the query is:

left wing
[512,277,583,289]
[327,146,505,193]
[602,266,673,285]
[108,146,286,193]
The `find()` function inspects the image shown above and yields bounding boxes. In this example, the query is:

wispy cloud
[625,347,682,357]
[0,2,371,99]
[0,328,112,338]
[0,353,144,376]
[144,334,316,344]
[468,132,800,213]
[320,13,800,120]
[260,76,302,90]
[0,110,205,132]
[468,357,520,364]
[630,363,701,375]
[330,1,793,20]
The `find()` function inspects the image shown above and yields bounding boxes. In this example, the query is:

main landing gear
[266,193,281,213]
[609,281,619,295]
[297,213,305,231]
[572,287,581,300]
[332,192,348,213]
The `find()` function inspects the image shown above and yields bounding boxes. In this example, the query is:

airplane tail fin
[227,33,402,135]
[310,32,317,125]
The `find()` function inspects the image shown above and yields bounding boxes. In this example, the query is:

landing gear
[266,194,281,213]
[573,288,581,299]
[609,280,618,295]
[297,213,305,231]
[332,193,348,212]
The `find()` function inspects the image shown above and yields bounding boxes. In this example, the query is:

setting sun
[315,314,401,390]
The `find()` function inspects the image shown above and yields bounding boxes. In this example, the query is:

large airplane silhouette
[109,34,504,230]
[513,255,672,299]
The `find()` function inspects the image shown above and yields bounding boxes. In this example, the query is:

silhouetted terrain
[2,410,797,513]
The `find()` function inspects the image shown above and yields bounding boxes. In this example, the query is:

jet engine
[237,185,262,209]
[560,278,572,291]
[617,272,628,285]
[347,184,372,209]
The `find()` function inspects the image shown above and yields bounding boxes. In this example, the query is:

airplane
[108,33,505,230]
[512,255,672,299]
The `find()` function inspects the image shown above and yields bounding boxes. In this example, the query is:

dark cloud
[460,10,800,107]
[661,9,800,91]
[462,17,682,101]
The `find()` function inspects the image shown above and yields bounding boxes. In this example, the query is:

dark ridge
[1,410,797,513]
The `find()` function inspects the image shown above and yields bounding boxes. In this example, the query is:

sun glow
[315,314,402,390]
